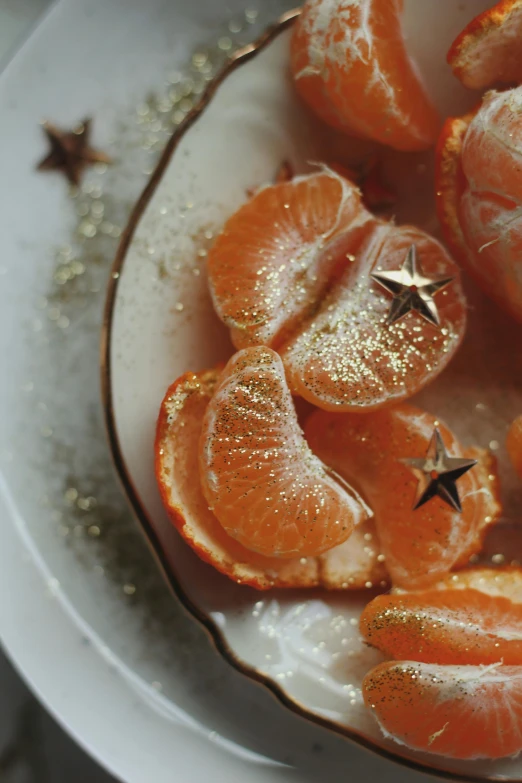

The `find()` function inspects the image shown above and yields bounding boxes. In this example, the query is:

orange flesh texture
[435,111,476,268]
[281,223,466,411]
[305,404,501,588]
[207,172,373,349]
[363,661,522,759]
[361,589,522,665]
[397,566,522,603]
[445,88,522,322]
[507,414,522,478]
[448,0,522,90]
[155,368,386,589]
[198,347,369,559]
[207,170,467,412]
[290,0,440,151]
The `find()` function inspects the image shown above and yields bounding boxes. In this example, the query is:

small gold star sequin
[37,118,112,186]
[371,244,455,326]
[405,428,477,513]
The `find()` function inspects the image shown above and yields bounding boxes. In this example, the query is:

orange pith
[290,0,439,151]
[208,170,467,412]
[435,110,477,267]
[436,88,522,322]
[155,367,387,589]
[396,566,522,603]
[363,661,522,759]
[198,347,369,559]
[448,0,522,90]
[304,404,501,589]
[361,588,522,665]
[507,414,522,478]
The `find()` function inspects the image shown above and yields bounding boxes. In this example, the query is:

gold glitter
[123,583,136,596]
[492,553,505,564]
[88,525,101,537]
[218,36,233,51]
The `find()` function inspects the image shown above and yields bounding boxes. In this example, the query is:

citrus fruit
[198,347,369,559]
[208,169,467,411]
[290,0,439,150]
[305,403,501,588]
[396,566,522,602]
[363,660,522,759]
[155,367,386,589]
[436,88,522,322]
[448,0,522,90]
[360,588,522,665]
[507,414,522,478]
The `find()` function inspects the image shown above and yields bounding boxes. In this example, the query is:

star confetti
[371,244,455,326]
[405,428,477,513]
[37,118,112,187]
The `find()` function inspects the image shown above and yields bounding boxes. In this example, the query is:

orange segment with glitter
[304,404,501,588]
[448,0,522,90]
[290,0,439,151]
[361,588,522,665]
[208,169,467,412]
[363,661,522,759]
[198,347,369,559]
[436,88,522,322]
[155,366,386,589]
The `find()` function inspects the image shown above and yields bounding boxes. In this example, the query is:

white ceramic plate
[105,2,522,780]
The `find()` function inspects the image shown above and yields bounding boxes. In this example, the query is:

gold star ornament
[405,428,477,513]
[37,118,111,187]
[371,244,455,326]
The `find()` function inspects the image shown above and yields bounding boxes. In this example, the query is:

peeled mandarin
[155,367,386,588]
[208,169,467,412]
[436,88,522,322]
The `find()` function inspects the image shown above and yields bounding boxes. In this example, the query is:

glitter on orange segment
[436,87,522,323]
[507,415,522,479]
[290,0,440,151]
[198,347,369,559]
[363,661,522,759]
[361,586,522,665]
[155,366,387,589]
[208,169,467,412]
[448,0,522,90]
[305,404,501,589]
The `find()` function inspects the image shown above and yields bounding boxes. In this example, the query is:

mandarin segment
[290,0,440,150]
[281,224,466,411]
[198,347,368,558]
[207,170,374,349]
[361,589,522,665]
[155,368,385,589]
[305,404,501,588]
[363,661,522,759]
[448,0,522,90]
[507,415,522,478]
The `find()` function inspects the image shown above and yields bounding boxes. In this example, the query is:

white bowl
[104,4,522,780]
